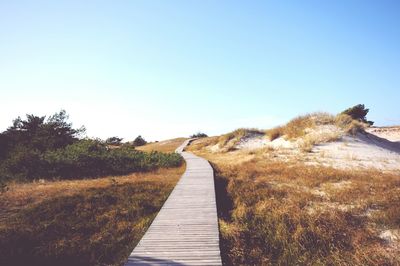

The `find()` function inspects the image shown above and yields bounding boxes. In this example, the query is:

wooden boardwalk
[125,139,222,266]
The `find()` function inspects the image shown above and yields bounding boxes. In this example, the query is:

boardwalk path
[125,139,222,265]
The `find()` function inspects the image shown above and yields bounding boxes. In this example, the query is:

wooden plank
[125,139,222,266]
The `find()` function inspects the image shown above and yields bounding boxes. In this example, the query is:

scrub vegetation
[266,112,366,142]
[0,111,182,183]
[186,105,399,265]
[212,161,399,265]
[0,167,184,266]
[0,110,185,266]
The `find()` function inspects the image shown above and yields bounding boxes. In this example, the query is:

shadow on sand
[360,132,400,154]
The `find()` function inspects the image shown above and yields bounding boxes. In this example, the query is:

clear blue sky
[1,1,399,141]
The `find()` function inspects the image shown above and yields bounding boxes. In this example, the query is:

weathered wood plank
[125,139,222,266]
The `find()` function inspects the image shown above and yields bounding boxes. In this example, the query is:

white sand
[232,125,400,171]
[235,132,268,150]
[366,126,400,142]
[312,132,400,171]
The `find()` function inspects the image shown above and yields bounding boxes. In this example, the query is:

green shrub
[105,136,123,145]
[132,135,147,147]
[341,104,374,125]
[0,112,182,183]
[0,139,183,182]
[190,132,208,138]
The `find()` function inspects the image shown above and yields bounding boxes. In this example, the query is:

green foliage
[0,112,182,182]
[190,132,208,138]
[132,135,147,146]
[341,104,374,125]
[0,139,182,181]
[105,136,123,145]
[4,110,85,152]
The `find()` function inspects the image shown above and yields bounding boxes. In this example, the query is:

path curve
[125,139,222,265]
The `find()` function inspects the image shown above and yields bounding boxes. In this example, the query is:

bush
[341,104,374,126]
[105,136,123,145]
[190,132,208,138]
[132,135,147,147]
[0,147,45,181]
[0,112,182,183]
[1,110,84,155]
[0,139,183,182]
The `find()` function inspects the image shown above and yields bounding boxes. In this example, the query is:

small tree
[341,104,374,126]
[132,135,147,146]
[2,110,84,154]
[105,136,123,145]
[190,132,208,138]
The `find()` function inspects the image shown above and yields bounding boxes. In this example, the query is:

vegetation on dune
[342,104,374,126]
[0,167,184,266]
[0,111,182,183]
[189,105,374,154]
[132,135,147,147]
[188,105,398,264]
[213,161,400,265]
[105,136,123,145]
[0,111,185,266]
[266,110,369,142]
[190,132,208,138]
[0,110,84,160]
[217,128,264,152]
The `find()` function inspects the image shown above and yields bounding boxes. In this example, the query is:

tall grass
[212,160,400,265]
[266,113,367,150]
[218,129,264,152]
[266,113,336,141]
[335,114,367,135]
[0,167,184,266]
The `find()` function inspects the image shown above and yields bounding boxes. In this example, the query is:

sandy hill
[191,114,400,172]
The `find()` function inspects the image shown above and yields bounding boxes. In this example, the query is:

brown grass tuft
[335,114,367,135]
[217,128,264,152]
[266,113,328,141]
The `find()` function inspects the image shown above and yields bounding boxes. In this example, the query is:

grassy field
[0,166,185,266]
[187,140,400,265]
[136,138,187,153]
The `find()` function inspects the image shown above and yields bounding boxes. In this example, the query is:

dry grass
[263,113,366,153]
[189,144,400,265]
[0,166,185,266]
[266,112,336,141]
[266,114,314,141]
[298,130,342,153]
[186,129,264,153]
[136,138,187,153]
[216,129,264,152]
[335,114,367,135]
